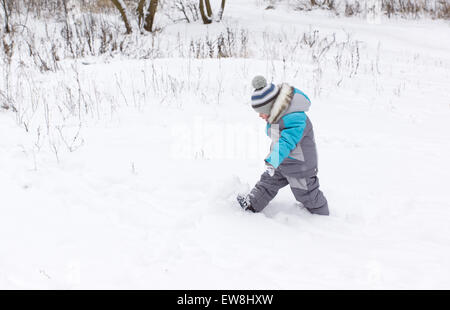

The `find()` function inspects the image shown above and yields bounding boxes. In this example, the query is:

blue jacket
[265,85,318,178]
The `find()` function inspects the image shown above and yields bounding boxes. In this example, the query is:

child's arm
[265,112,306,168]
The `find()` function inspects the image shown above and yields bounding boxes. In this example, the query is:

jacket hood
[268,84,311,124]
[267,83,293,124]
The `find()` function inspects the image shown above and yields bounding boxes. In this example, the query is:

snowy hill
[1,1,450,289]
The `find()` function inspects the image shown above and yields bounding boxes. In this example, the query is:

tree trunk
[199,0,226,24]
[111,0,132,34]
[143,0,158,32]
[137,0,146,29]
[205,0,213,18]
[1,0,10,33]
[199,0,212,24]
[218,0,226,21]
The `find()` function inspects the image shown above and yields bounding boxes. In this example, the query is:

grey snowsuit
[248,84,329,215]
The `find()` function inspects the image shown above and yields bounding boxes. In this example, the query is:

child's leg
[248,170,289,212]
[286,175,329,215]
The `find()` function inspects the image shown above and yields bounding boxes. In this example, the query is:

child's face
[259,113,269,121]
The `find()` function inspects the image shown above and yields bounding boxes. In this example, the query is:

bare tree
[137,0,146,28]
[137,0,159,32]
[111,0,133,34]
[217,0,226,21]
[1,0,11,33]
[199,0,226,24]
[144,0,159,32]
[171,0,199,23]
[199,0,212,24]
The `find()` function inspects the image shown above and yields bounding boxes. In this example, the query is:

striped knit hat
[250,76,280,114]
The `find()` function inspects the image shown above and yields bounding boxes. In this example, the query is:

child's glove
[265,162,275,177]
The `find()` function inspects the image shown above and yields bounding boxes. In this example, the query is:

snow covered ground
[1,1,450,289]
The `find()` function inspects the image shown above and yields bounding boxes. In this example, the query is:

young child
[237,76,329,215]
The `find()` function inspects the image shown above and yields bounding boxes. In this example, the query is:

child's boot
[236,194,256,213]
